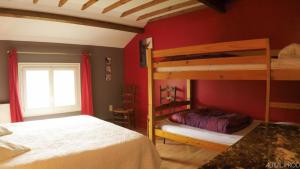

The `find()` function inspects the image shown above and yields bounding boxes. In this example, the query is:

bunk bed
[146,38,300,152]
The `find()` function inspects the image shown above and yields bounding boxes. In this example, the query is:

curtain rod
[6,50,91,56]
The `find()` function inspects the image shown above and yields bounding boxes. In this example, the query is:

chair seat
[113,108,134,114]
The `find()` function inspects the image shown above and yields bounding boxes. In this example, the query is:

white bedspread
[0,115,161,169]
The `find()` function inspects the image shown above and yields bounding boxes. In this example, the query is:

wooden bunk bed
[146,38,300,152]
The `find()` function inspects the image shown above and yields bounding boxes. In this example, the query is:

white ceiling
[0,0,204,48]
[0,16,136,48]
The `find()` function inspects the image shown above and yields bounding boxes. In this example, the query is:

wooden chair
[112,85,136,129]
[159,86,177,144]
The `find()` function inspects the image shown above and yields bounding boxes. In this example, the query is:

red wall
[124,0,300,128]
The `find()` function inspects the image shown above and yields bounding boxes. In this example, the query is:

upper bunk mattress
[156,120,260,146]
[0,115,161,169]
[156,58,300,72]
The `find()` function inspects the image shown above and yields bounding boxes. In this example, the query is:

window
[19,63,81,117]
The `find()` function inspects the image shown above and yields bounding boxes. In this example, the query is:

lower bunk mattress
[156,120,260,146]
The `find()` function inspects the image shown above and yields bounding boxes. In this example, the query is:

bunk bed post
[147,48,155,145]
[265,39,271,123]
[186,80,191,109]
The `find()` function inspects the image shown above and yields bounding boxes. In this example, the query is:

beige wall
[0,41,9,103]
[0,40,123,120]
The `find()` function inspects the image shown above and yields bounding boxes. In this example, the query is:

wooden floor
[134,128,220,169]
[156,138,219,169]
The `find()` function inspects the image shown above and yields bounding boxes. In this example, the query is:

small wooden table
[200,123,300,169]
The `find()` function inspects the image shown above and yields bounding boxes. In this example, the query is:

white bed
[157,120,260,146]
[156,58,300,72]
[0,115,161,169]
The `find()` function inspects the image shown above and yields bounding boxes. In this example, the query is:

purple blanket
[169,108,252,134]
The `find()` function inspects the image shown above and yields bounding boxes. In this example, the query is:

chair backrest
[122,85,136,109]
[159,86,177,115]
[160,86,177,104]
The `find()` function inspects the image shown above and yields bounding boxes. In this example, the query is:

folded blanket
[0,126,12,136]
[169,108,252,134]
[0,140,30,162]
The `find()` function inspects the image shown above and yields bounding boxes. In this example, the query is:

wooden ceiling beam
[102,0,132,14]
[0,7,143,33]
[33,0,38,4]
[82,0,98,10]
[137,0,200,21]
[197,0,226,13]
[58,0,68,7]
[121,0,168,17]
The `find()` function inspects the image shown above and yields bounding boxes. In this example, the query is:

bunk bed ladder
[265,39,271,123]
[266,39,300,123]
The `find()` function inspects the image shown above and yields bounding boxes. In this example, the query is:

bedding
[0,115,161,169]
[278,43,300,59]
[169,108,252,134]
[157,120,260,146]
[0,126,12,136]
[0,140,30,162]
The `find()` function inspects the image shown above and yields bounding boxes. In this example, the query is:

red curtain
[8,49,24,122]
[81,53,94,115]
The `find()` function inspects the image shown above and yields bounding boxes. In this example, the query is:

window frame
[18,63,81,117]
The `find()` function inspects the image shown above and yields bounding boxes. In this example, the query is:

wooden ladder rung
[270,102,300,110]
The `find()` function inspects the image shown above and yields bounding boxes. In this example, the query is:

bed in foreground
[0,115,161,169]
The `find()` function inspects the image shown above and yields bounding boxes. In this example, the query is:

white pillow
[0,140,30,162]
[0,126,12,136]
